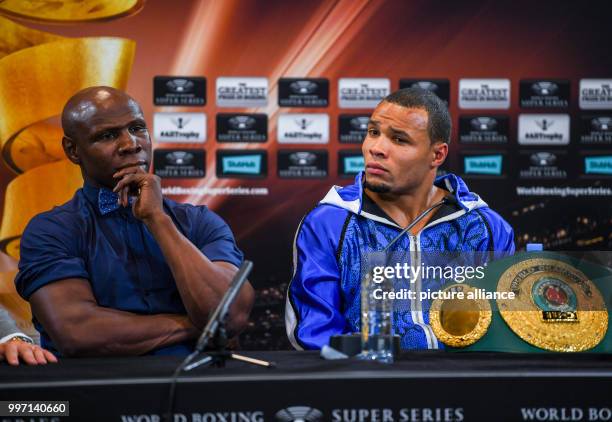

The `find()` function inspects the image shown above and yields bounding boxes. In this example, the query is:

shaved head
[61,86,142,141]
[61,86,151,188]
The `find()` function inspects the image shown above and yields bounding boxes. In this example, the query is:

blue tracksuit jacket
[285,172,515,350]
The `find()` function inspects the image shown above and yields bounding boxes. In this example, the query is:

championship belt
[429,283,492,348]
[430,251,612,353]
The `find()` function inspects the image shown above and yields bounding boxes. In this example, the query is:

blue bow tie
[98,188,133,215]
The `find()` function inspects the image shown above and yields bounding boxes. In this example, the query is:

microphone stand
[182,323,274,371]
[180,259,274,371]
[164,260,274,422]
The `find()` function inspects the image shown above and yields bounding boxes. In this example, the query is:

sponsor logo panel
[579,115,612,145]
[338,150,364,178]
[277,114,329,144]
[458,79,510,109]
[462,153,505,177]
[153,112,206,143]
[153,149,205,178]
[519,79,569,108]
[216,113,267,142]
[518,114,570,145]
[216,77,268,107]
[517,150,569,179]
[459,115,509,144]
[582,154,612,177]
[277,150,328,178]
[579,79,612,110]
[278,78,329,107]
[338,78,390,108]
[216,150,267,178]
[153,76,206,106]
[399,79,450,104]
[338,114,369,143]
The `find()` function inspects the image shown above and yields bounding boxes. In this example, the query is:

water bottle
[357,258,394,363]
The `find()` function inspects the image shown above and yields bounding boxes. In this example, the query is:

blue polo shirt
[15,183,243,356]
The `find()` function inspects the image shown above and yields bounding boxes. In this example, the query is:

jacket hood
[319,171,488,225]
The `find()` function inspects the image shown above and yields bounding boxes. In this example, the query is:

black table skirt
[0,351,610,422]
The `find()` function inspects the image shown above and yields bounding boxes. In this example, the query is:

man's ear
[431,141,448,168]
[62,136,80,165]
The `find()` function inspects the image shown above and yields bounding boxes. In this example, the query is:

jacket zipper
[408,233,438,349]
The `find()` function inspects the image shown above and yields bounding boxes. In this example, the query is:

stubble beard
[364,177,392,194]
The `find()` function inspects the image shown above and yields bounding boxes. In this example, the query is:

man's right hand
[0,339,58,366]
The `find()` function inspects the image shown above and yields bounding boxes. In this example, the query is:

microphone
[194,260,253,352]
[165,260,254,422]
[383,196,456,252]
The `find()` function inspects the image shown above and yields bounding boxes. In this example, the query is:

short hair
[382,87,451,144]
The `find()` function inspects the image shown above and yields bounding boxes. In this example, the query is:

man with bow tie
[15,86,254,357]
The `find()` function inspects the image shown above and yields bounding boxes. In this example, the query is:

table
[0,351,610,421]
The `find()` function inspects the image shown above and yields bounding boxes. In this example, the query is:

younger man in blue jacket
[286,88,515,350]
